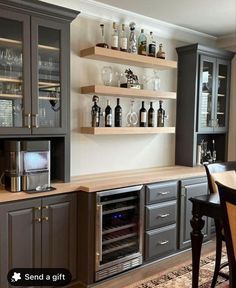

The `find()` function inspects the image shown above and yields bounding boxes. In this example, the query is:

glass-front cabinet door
[198,55,230,133]
[215,59,230,132]
[31,17,68,134]
[0,10,30,134]
[198,55,216,132]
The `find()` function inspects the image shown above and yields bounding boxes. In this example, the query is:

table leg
[190,206,205,288]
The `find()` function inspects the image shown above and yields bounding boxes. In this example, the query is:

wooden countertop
[0,165,206,203]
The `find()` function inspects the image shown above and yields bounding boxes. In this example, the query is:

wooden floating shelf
[80,127,175,135]
[0,93,22,99]
[80,46,177,70]
[0,77,22,83]
[80,85,176,100]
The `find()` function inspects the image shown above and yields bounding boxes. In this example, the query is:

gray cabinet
[179,177,210,249]
[0,193,77,287]
[175,44,234,167]
[145,181,178,261]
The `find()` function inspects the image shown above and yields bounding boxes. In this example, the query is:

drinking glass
[101,66,113,86]
[126,100,138,127]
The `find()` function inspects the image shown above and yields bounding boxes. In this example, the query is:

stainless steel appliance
[4,141,21,192]
[95,185,144,281]
[4,140,50,192]
[21,141,50,191]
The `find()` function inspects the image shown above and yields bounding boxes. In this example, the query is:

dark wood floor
[90,240,216,288]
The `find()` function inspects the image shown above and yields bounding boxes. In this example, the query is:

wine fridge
[95,185,144,281]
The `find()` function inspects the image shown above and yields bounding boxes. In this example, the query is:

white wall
[43,0,221,176]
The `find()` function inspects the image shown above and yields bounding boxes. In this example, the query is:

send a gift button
[7,268,72,286]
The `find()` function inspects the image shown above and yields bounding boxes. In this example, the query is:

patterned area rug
[126,250,229,288]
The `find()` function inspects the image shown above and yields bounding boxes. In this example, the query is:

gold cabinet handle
[34,206,41,211]
[25,113,31,128]
[158,240,169,245]
[42,216,49,222]
[42,205,49,209]
[32,114,39,128]
[158,213,170,218]
[34,218,41,223]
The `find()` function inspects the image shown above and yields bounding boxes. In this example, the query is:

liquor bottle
[115,98,122,127]
[148,102,155,127]
[128,22,137,54]
[156,43,166,59]
[120,24,128,52]
[148,31,156,57]
[111,22,118,50]
[96,24,109,48]
[138,29,147,56]
[212,139,217,162]
[139,101,147,127]
[91,95,101,127]
[105,100,112,127]
[157,100,165,127]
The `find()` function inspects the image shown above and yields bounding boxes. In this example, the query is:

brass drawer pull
[34,218,41,223]
[158,240,169,245]
[34,206,41,211]
[158,191,170,195]
[42,216,49,221]
[158,213,170,218]
[42,205,49,209]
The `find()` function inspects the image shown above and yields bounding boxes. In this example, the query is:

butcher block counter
[0,165,205,203]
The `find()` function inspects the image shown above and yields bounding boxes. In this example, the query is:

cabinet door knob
[158,191,170,195]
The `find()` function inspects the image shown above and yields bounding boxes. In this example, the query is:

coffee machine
[4,140,51,192]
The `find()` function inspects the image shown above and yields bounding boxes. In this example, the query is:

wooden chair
[216,182,236,287]
[204,161,236,287]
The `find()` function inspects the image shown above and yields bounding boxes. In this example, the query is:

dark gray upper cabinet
[175,43,234,166]
[0,0,79,136]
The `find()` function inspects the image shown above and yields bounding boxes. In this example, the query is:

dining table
[189,193,221,288]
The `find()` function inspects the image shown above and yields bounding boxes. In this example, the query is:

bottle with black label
[148,102,155,127]
[157,100,165,127]
[139,101,147,127]
[114,98,122,127]
[91,95,101,127]
[148,31,156,57]
[105,100,112,127]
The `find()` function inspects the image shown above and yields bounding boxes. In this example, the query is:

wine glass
[126,100,138,127]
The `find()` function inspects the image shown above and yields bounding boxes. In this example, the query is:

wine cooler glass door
[31,18,68,134]
[0,11,30,134]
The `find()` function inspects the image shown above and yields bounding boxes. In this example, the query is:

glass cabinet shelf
[38,96,60,100]
[218,75,226,79]
[0,77,22,83]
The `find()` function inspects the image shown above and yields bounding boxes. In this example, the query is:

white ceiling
[94,0,236,37]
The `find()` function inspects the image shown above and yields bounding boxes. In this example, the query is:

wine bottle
[156,43,166,59]
[157,100,165,127]
[105,100,112,127]
[148,102,155,127]
[115,98,122,127]
[139,101,147,127]
[91,95,101,127]
[148,31,156,57]
[120,24,128,52]
[138,29,147,56]
[111,22,118,50]
[96,24,109,48]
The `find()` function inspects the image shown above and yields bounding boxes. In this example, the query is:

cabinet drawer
[145,224,176,260]
[146,181,178,204]
[146,200,177,230]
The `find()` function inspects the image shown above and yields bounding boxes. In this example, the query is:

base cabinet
[0,193,77,288]
[179,177,210,249]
